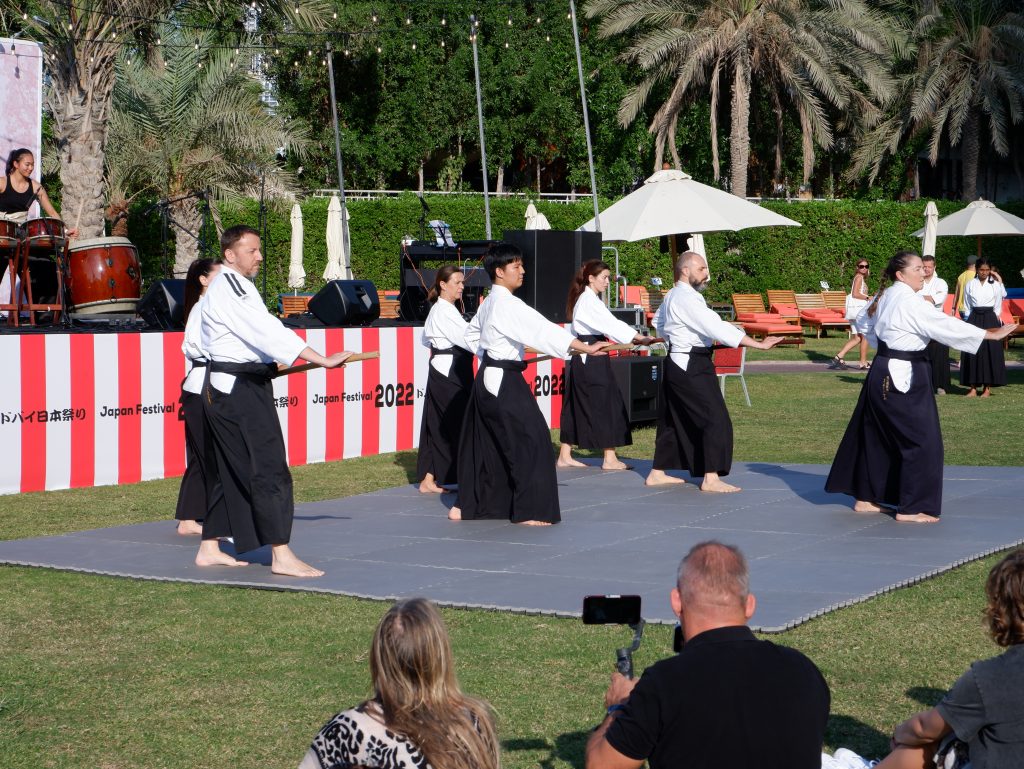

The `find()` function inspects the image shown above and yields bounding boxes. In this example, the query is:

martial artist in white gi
[449,244,608,525]
[197,225,352,577]
[918,254,951,393]
[647,252,783,493]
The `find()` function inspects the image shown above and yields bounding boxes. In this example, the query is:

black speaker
[308,279,380,326]
[399,267,489,321]
[138,279,186,330]
[502,230,603,322]
[610,356,663,423]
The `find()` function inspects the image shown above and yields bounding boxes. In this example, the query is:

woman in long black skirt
[174,258,221,534]
[826,251,1016,523]
[960,257,1008,398]
[557,260,654,471]
[416,265,475,493]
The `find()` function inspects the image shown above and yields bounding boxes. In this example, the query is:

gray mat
[1,462,1022,632]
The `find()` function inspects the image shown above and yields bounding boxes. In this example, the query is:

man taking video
[586,541,830,769]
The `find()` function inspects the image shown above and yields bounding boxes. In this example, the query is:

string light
[376,45,382,53]
[536,17,542,25]
[411,42,416,50]
[194,42,199,49]
[507,17,512,26]
[405,17,411,25]
[441,17,446,26]
[440,39,445,48]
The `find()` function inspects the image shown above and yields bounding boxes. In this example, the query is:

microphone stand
[258,170,267,302]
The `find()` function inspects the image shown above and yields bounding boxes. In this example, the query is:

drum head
[69,236,135,252]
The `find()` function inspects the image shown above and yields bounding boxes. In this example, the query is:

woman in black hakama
[174,258,221,535]
[416,266,475,493]
[960,258,1008,398]
[557,260,654,471]
[826,251,1016,523]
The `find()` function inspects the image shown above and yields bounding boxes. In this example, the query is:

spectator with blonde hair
[300,597,499,769]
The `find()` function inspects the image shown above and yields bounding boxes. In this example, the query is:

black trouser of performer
[456,353,560,523]
[652,348,733,478]
[202,361,294,553]
[175,389,207,522]
[825,344,943,515]
[416,346,473,486]
[559,334,632,451]
[960,307,1007,388]
[926,340,951,392]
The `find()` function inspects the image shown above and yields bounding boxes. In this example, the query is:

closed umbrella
[687,233,706,257]
[287,203,305,290]
[524,202,551,230]
[324,194,352,281]
[912,199,1024,257]
[578,169,800,241]
[920,201,938,258]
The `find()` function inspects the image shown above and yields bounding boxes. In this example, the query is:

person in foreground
[417,266,476,494]
[825,251,1016,523]
[174,258,221,535]
[558,259,656,471]
[586,541,830,769]
[299,597,499,769]
[646,252,783,492]
[843,548,1024,769]
[448,243,609,525]
[197,225,353,576]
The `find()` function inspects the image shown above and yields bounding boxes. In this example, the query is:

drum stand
[12,221,68,327]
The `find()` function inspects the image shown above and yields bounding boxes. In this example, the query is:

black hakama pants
[926,340,951,392]
[652,350,733,478]
[201,364,294,553]
[960,307,1006,388]
[825,344,943,516]
[174,391,207,521]
[416,347,474,485]
[456,354,560,523]
[559,335,632,450]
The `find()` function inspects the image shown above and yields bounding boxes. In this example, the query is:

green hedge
[129,195,1024,307]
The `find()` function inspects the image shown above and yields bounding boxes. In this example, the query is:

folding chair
[713,346,750,406]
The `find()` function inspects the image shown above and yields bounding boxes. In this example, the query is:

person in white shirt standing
[448,244,609,525]
[558,260,655,471]
[918,255,951,394]
[646,252,783,493]
[174,258,221,535]
[417,265,477,494]
[826,251,1016,522]
[197,225,353,576]
[960,257,1008,397]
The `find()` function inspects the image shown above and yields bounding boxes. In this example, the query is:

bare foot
[966,389,978,398]
[177,520,204,536]
[556,457,587,468]
[419,480,445,494]
[195,540,248,567]
[895,513,940,524]
[646,469,686,486]
[853,500,884,513]
[270,544,324,578]
[517,520,553,526]
[980,389,991,398]
[701,479,741,493]
[602,460,632,471]
[448,506,462,521]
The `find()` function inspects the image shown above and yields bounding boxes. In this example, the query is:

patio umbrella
[912,199,1024,257]
[524,202,551,230]
[578,169,800,241]
[324,194,352,281]
[287,203,305,290]
[919,201,938,258]
[687,233,706,258]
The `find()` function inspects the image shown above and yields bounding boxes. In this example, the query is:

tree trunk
[960,111,979,202]
[170,197,203,278]
[772,92,784,186]
[710,61,722,183]
[799,107,815,187]
[536,158,541,192]
[496,165,504,195]
[668,113,681,170]
[729,64,751,197]
[418,161,425,195]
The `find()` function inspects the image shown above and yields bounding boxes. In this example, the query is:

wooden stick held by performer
[557,260,656,471]
[646,252,784,493]
[195,225,354,577]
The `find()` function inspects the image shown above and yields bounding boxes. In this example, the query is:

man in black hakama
[196,225,351,576]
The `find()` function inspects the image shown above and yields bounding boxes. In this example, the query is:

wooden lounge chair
[280,294,312,317]
[731,292,805,345]
[765,290,800,323]
[794,293,850,338]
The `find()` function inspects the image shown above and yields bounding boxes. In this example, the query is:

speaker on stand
[137,279,186,330]
[502,230,603,322]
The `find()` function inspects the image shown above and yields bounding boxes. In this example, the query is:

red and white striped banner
[0,328,565,495]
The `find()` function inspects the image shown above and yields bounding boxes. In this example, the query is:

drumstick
[525,343,634,365]
[274,350,379,377]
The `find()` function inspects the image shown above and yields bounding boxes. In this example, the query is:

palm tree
[18,0,326,239]
[586,0,897,197]
[850,0,1024,201]
[107,28,308,275]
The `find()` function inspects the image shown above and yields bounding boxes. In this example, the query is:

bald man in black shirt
[586,541,830,769]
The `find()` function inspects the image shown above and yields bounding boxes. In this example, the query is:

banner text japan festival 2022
[0,327,567,495]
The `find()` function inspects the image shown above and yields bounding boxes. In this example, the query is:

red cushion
[743,322,804,334]
[736,312,780,322]
[770,303,799,316]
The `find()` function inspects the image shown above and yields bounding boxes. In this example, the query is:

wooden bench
[794,293,850,338]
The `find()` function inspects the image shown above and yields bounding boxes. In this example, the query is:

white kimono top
[660,282,744,370]
[181,293,208,395]
[421,297,474,376]
[964,278,1006,319]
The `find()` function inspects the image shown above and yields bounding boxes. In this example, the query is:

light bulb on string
[22,12,27,19]
[343,48,349,56]
[194,42,200,49]
[567,12,572,20]
[545,34,551,42]
[332,12,337,20]
[405,17,411,26]
[307,48,312,57]
[157,37,162,45]
[411,42,416,50]
[441,17,446,26]
[507,17,512,26]
[274,47,280,54]
[536,16,541,25]
[376,45,382,53]
[440,39,445,48]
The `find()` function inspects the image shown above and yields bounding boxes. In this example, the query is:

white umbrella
[578,169,800,241]
[524,202,551,230]
[287,203,305,290]
[686,233,706,257]
[912,199,1024,257]
[324,194,352,281]
[919,201,938,258]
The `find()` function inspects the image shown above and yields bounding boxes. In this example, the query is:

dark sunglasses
[857,264,869,269]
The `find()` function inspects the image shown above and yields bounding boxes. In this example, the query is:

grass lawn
[2,369,1022,768]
